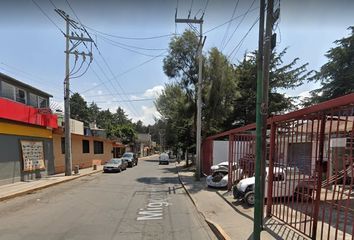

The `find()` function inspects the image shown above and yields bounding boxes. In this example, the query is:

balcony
[0,98,58,128]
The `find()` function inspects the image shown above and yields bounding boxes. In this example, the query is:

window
[16,88,26,104]
[1,82,27,104]
[1,81,15,100]
[29,93,38,107]
[61,137,65,154]
[94,141,104,154]
[38,96,47,108]
[82,140,90,153]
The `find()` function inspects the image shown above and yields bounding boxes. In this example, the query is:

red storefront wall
[0,98,58,128]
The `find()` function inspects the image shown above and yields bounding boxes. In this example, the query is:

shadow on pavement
[135,176,180,185]
[263,217,307,240]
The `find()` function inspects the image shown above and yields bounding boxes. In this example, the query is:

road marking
[137,188,170,221]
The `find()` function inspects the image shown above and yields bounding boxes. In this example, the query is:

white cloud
[143,85,164,98]
[130,95,144,100]
[97,90,103,95]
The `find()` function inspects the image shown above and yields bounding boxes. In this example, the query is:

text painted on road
[137,188,170,221]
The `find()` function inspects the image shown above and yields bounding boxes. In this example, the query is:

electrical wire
[84,25,175,40]
[220,0,240,49]
[97,35,167,57]
[228,17,260,61]
[65,0,141,118]
[204,7,258,34]
[32,0,65,36]
[222,0,256,51]
[94,98,155,104]
[79,50,167,94]
[70,60,92,79]
[95,35,166,51]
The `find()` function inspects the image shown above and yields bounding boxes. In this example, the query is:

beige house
[52,126,114,174]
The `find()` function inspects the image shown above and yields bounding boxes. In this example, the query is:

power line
[84,25,175,40]
[31,0,65,36]
[64,0,141,118]
[93,98,155,104]
[222,0,257,51]
[79,50,167,94]
[220,0,240,49]
[204,7,258,34]
[228,17,260,61]
[96,35,167,51]
[97,35,167,57]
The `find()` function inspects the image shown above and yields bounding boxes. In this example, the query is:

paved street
[0,156,215,240]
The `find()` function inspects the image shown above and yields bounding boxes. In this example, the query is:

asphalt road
[0,155,216,240]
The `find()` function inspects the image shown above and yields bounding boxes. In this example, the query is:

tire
[245,191,255,206]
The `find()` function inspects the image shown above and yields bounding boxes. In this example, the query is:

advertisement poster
[20,140,45,171]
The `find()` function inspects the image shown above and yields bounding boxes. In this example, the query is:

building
[52,126,114,173]
[0,73,58,185]
[136,133,152,157]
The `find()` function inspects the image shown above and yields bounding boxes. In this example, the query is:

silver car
[103,158,126,173]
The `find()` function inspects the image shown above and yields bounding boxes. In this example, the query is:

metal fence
[266,94,354,239]
[202,93,354,239]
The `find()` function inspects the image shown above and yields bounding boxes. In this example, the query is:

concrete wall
[213,140,229,165]
[53,133,113,173]
[0,134,54,186]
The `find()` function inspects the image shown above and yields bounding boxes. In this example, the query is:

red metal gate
[266,94,354,239]
[228,134,256,190]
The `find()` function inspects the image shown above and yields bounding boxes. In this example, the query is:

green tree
[306,26,354,104]
[70,93,89,126]
[88,102,100,125]
[112,124,136,144]
[230,49,312,126]
[113,107,130,125]
[204,48,239,135]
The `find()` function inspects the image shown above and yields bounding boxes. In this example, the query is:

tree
[70,93,89,126]
[306,26,354,104]
[204,48,239,136]
[230,49,312,126]
[88,102,100,125]
[113,107,130,125]
[112,124,136,144]
[155,83,194,152]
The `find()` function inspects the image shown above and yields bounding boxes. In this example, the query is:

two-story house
[0,72,58,185]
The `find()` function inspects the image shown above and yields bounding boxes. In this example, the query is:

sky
[0,0,353,125]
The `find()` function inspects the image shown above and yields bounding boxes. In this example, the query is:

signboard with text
[20,140,45,171]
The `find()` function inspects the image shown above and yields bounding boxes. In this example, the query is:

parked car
[233,166,315,206]
[206,161,243,188]
[122,152,138,167]
[159,153,169,165]
[103,158,127,173]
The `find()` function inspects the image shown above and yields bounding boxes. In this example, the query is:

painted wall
[53,133,113,174]
[213,140,229,165]
[0,134,54,186]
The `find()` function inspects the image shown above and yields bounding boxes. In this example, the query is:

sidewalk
[176,161,305,240]
[0,154,157,202]
[0,165,103,202]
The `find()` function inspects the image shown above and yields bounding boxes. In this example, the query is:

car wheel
[245,191,255,206]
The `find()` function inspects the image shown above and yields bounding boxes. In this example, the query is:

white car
[159,153,169,165]
[206,162,243,188]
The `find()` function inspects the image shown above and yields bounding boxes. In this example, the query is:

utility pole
[56,9,93,176]
[261,0,278,223]
[254,0,266,239]
[175,13,205,181]
[254,0,279,238]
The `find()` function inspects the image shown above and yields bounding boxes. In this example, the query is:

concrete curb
[0,169,102,202]
[175,164,232,240]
